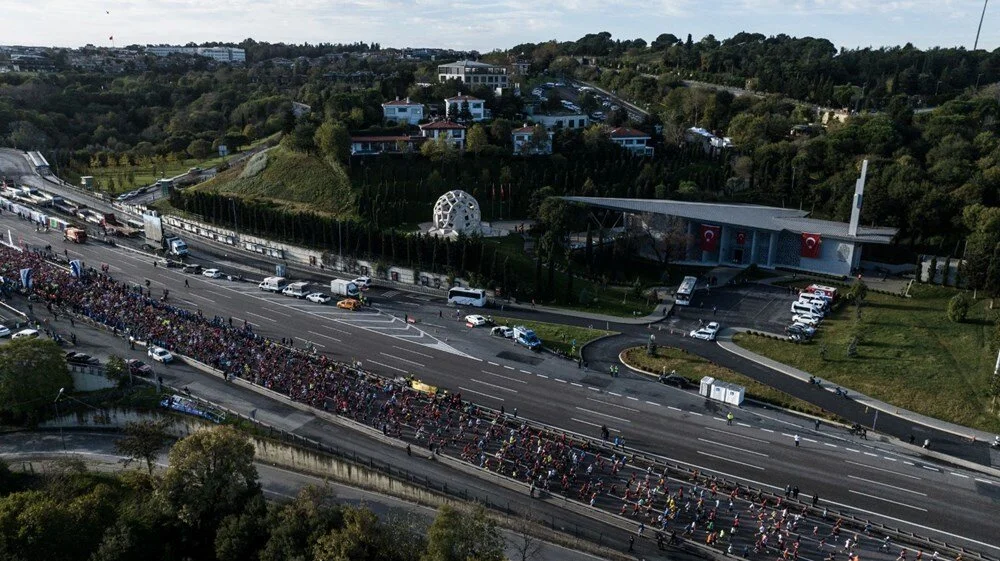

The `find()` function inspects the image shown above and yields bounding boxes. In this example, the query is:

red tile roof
[350,136,411,142]
[420,120,466,130]
[609,127,650,139]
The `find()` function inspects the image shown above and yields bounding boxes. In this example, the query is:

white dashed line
[646,401,661,407]
[488,361,499,366]
[781,433,793,437]
[307,330,342,343]
[587,398,639,412]
[950,472,970,478]
[803,438,818,443]
[380,352,425,367]
[588,386,600,392]
[848,475,927,496]
[536,374,549,379]
[824,443,838,448]
[696,451,764,471]
[689,412,703,416]
[976,478,998,485]
[520,370,532,374]
[503,365,515,370]
[845,460,922,480]
[469,378,518,393]
[574,407,631,423]
[713,417,727,422]
[609,392,622,397]
[572,418,621,432]
[737,422,752,427]
[848,490,927,512]
[555,379,567,383]
[479,370,527,385]
[697,437,770,457]
[864,452,879,457]
[846,448,861,453]
[626,396,639,401]
[903,461,915,466]
[668,406,682,411]
[921,466,940,472]
[459,386,504,402]
[761,428,774,433]
[367,359,407,373]
[570,382,583,387]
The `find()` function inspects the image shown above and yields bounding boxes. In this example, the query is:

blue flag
[19,268,32,288]
[70,260,82,278]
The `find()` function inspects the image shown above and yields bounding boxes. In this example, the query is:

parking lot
[670,282,796,334]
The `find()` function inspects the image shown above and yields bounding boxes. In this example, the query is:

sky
[5,0,997,53]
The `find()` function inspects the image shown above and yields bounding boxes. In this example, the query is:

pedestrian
[628,535,635,553]
[812,494,819,507]
[785,485,791,498]
[439,310,442,318]
[406,444,411,456]
[513,407,518,418]
[792,486,799,499]
[815,419,821,430]
[727,412,734,426]
[713,306,717,315]
[500,405,505,416]
[185,279,189,288]
[794,434,800,447]
[69,317,74,327]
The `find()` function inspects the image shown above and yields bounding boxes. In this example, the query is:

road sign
[218,144,228,157]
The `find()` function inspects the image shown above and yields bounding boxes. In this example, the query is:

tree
[115,419,172,475]
[0,338,71,422]
[314,120,351,163]
[187,139,212,159]
[312,506,383,561]
[947,292,971,323]
[260,486,343,561]
[214,494,269,561]
[421,505,504,561]
[283,121,317,153]
[160,426,260,549]
[104,355,129,387]
[466,124,489,156]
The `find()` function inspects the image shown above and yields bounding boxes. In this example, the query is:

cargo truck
[330,279,360,298]
[64,227,87,244]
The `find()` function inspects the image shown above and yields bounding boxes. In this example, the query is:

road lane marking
[586,398,638,412]
[976,478,998,485]
[847,475,927,496]
[737,422,752,427]
[848,490,927,512]
[689,412,703,416]
[903,461,915,466]
[295,337,325,348]
[459,386,504,402]
[846,448,861,453]
[187,292,217,303]
[761,429,774,433]
[571,382,583,387]
[367,359,407,373]
[307,330,342,343]
[488,361,500,366]
[571,418,621,432]
[921,466,941,472]
[380,352,425,367]
[864,452,878,457]
[824,443,838,447]
[697,437,769,457]
[705,427,768,444]
[246,312,276,322]
[883,457,896,461]
[536,374,549,379]
[392,346,433,358]
[609,392,622,397]
[950,472,969,478]
[480,370,527,385]
[574,407,631,423]
[668,406,682,411]
[555,379,567,383]
[626,396,639,401]
[646,401,661,406]
[713,417,727,422]
[845,460,921,480]
[696,451,764,471]
[469,378,518,393]
[520,370,532,374]
[503,365,515,370]
[802,438,817,443]
[588,386,600,392]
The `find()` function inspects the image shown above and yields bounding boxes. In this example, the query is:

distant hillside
[196,147,356,218]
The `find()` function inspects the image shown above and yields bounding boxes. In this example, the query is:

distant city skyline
[5,0,996,53]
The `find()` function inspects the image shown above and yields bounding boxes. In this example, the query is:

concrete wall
[68,363,116,392]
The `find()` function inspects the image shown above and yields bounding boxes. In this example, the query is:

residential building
[444,94,486,122]
[382,97,426,125]
[145,46,245,63]
[419,121,466,149]
[437,60,508,88]
[532,112,589,130]
[609,127,654,156]
[350,135,417,156]
[685,127,733,155]
[511,125,553,155]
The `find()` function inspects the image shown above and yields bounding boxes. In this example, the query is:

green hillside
[196,147,356,218]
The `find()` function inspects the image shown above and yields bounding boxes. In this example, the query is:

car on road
[12,329,39,339]
[0,325,10,338]
[490,326,514,338]
[337,299,362,311]
[202,268,223,279]
[126,359,153,377]
[465,314,488,327]
[791,313,822,327]
[65,352,100,365]
[689,321,721,341]
[147,346,174,363]
[182,264,203,274]
[306,292,332,304]
[353,276,372,289]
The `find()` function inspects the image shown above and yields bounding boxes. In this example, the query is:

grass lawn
[490,315,616,358]
[733,284,1000,433]
[621,346,826,417]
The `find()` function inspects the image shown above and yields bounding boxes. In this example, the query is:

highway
[2,210,999,557]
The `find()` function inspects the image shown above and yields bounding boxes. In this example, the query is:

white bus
[448,287,487,307]
[674,276,698,306]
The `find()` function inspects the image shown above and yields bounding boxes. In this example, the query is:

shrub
[947,292,971,323]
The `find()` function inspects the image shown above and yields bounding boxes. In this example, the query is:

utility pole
[975,0,990,50]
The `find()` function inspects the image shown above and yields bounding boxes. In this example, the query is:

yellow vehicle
[337,298,362,311]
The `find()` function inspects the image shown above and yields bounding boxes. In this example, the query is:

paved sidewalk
[717,327,998,444]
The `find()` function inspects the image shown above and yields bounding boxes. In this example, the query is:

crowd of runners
[0,245,952,560]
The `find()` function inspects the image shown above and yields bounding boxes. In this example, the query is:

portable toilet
[699,376,715,398]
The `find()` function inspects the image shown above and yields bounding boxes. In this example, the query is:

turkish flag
[801,233,822,258]
[736,231,747,245]
[700,224,721,252]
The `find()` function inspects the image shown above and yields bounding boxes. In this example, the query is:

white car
[353,276,372,289]
[491,326,514,338]
[792,313,822,327]
[202,268,223,279]
[306,292,332,304]
[689,322,720,341]
[0,325,10,338]
[147,346,174,363]
[788,322,817,336]
[465,314,488,327]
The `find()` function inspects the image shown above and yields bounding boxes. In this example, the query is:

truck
[64,226,87,244]
[281,281,311,298]
[141,213,189,256]
[100,213,140,237]
[513,326,542,350]
[330,279,360,298]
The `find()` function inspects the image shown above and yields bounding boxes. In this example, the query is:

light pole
[54,387,66,450]
[975,0,990,50]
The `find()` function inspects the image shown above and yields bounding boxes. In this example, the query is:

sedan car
[787,322,817,336]
[147,346,174,363]
[337,299,362,311]
[353,276,372,289]
[689,327,717,341]
[490,326,514,338]
[0,325,10,338]
[65,352,100,365]
[126,359,154,377]
[792,313,822,327]
[306,292,332,304]
[182,264,203,274]
[465,314,488,327]
[202,268,223,278]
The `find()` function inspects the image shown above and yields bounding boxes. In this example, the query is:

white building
[532,112,590,130]
[382,97,426,125]
[609,127,654,156]
[512,125,553,155]
[419,121,466,149]
[685,127,733,155]
[437,60,508,88]
[444,94,486,122]
[145,46,245,63]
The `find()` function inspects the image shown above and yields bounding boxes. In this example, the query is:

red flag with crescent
[801,232,822,258]
[736,231,747,245]
[700,224,721,251]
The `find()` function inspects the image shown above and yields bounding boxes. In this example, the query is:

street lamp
[54,388,66,450]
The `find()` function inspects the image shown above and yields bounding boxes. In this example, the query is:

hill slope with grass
[196,147,356,217]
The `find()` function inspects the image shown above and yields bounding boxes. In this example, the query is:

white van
[12,329,40,339]
[791,300,824,316]
[798,294,830,310]
[259,276,288,293]
[282,281,311,298]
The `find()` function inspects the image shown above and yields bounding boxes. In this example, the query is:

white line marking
[367,359,407,373]
[845,460,921,480]
[848,490,927,512]
[571,382,583,387]
[587,398,639,412]
[307,330,342,343]
[380,352,425,367]
[588,386,600,392]
[696,451,764,471]
[488,361,500,366]
[536,374,549,379]
[802,438,817,443]
[626,396,639,401]
[950,472,969,479]
[903,461,914,466]
[846,448,861,453]
[503,365,515,370]
[392,346,433,358]
[480,370,527,385]
[668,406,682,411]
[705,427,769,444]
[459,386,504,401]
[761,429,774,433]
[921,466,940,472]
[609,392,622,397]
[646,401,661,406]
[697,438,769,457]
[864,452,878,457]
[520,370,532,374]
[976,478,998,485]
[246,311,276,322]
[847,475,927,496]
[713,417,727,422]
[689,412,703,417]
[824,443,838,448]
[883,457,897,461]
[571,418,621,432]
[187,293,217,303]
[781,433,793,437]
[555,379,567,383]
[574,407,631,423]
[469,378,518,393]
[736,422,752,427]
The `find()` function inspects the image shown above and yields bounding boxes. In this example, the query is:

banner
[801,233,822,258]
[736,231,747,245]
[699,224,721,252]
[19,268,32,288]
[70,260,83,278]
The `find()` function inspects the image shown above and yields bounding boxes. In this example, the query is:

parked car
[126,359,154,377]
[12,329,39,339]
[465,314,488,327]
[0,325,10,338]
[786,322,817,336]
[202,268,223,279]
[65,352,100,365]
[337,299,362,311]
[306,292,332,304]
[791,313,822,327]
[353,276,372,289]
[490,326,514,338]
[147,346,174,363]
[689,321,721,341]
